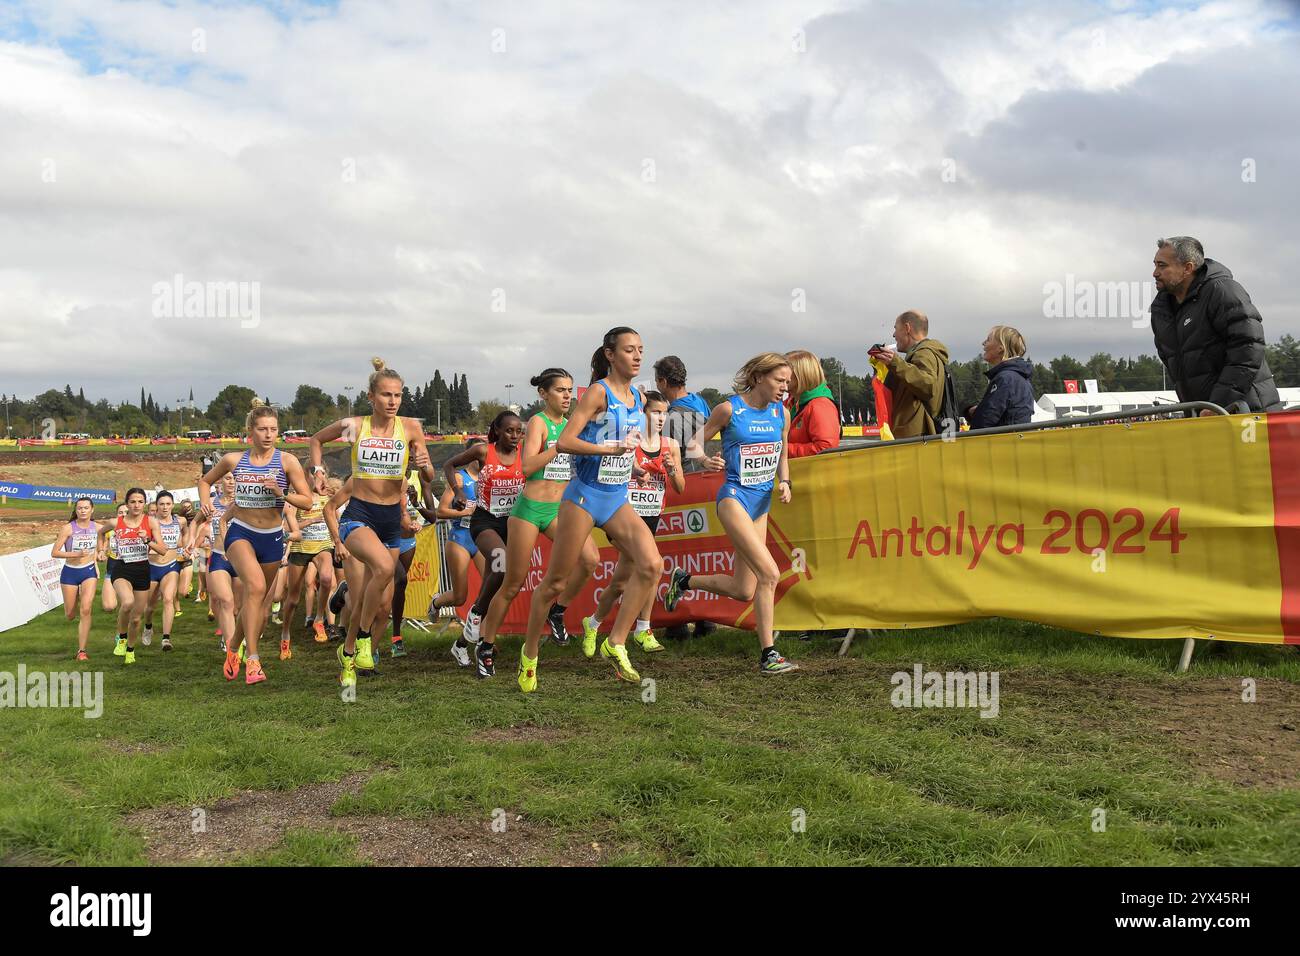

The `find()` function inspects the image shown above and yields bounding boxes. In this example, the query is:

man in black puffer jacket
[1149,237,1281,414]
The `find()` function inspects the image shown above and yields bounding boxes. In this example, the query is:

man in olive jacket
[1150,237,1281,414]
[873,310,951,437]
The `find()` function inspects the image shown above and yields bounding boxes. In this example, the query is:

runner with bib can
[581,389,684,656]
[516,327,661,693]
[664,353,798,675]
[52,496,101,660]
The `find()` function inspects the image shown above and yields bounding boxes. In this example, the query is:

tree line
[7,337,1300,437]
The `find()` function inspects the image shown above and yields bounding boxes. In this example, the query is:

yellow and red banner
[408,412,1297,643]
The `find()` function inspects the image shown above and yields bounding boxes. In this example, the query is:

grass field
[1,601,1297,867]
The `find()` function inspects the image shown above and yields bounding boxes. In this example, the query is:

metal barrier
[818,401,1233,672]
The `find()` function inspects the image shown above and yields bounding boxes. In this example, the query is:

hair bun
[371,357,386,371]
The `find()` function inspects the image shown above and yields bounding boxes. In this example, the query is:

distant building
[1031,389,1300,422]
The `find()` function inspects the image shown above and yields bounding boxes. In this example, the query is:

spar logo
[24,557,53,607]
[659,508,709,537]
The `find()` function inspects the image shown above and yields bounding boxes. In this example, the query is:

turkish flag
[1064,380,1080,393]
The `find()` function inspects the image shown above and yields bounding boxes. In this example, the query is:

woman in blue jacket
[966,326,1035,428]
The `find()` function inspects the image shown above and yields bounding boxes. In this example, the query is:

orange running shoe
[245,658,266,685]
[279,639,292,661]
[312,620,328,643]
[223,649,241,681]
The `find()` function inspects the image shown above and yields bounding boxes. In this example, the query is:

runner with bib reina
[664,352,799,676]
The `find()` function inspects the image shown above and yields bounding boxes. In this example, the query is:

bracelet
[779,479,791,487]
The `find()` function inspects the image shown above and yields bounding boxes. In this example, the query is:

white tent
[1032,388,1300,422]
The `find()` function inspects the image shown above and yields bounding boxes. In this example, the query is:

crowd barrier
[0,543,65,634]
[405,410,1300,646]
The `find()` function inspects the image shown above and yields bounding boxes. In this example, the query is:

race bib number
[357,437,406,478]
[543,441,572,481]
[629,484,665,517]
[489,483,522,517]
[117,536,149,562]
[301,520,331,542]
[71,536,97,553]
[597,443,634,485]
[458,515,471,529]
[161,525,182,549]
[739,441,781,487]
[235,473,278,508]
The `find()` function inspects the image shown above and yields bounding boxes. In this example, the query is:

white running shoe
[449,639,471,668]
[463,611,482,645]
[142,626,153,646]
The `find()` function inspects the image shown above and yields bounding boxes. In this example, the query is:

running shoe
[312,620,328,644]
[238,642,247,664]
[326,624,344,642]
[463,611,482,644]
[246,658,266,685]
[207,610,215,622]
[759,649,799,675]
[355,637,375,671]
[600,639,640,683]
[223,649,240,681]
[337,644,356,688]
[142,626,153,646]
[113,636,127,657]
[663,568,690,612]
[271,610,283,626]
[271,601,281,616]
[517,652,538,694]
[426,596,440,624]
[581,616,599,658]
[475,640,495,678]
[449,638,471,668]
[195,591,205,603]
[391,638,407,658]
[434,612,454,637]
[279,639,292,661]
[328,580,348,615]
[546,606,570,646]
[76,650,89,662]
[161,637,173,651]
[174,607,184,619]
[632,629,665,653]
[124,649,136,666]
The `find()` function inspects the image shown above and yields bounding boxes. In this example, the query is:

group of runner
[53,330,801,692]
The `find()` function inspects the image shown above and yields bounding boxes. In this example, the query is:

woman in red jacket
[784,350,841,458]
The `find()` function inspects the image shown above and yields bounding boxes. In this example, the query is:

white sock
[635,618,651,633]
[588,609,605,625]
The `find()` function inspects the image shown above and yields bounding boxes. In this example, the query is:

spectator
[784,350,841,457]
[650,354,716,640]
[654,355,712,473]
[870,310,950,438]
[965,326,1034,428]
[1150,236,1282,414]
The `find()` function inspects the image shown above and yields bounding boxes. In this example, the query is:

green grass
[1,603,1296,866]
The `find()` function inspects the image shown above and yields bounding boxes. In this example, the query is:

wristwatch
[779,479,792,487]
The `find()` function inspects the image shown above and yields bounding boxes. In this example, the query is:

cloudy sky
[2,0,1298,410]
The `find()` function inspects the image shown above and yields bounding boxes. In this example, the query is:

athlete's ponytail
[245,397,277,432]
[591,327,638,383]
[369,357,403,394]
[487,410,521,445]
[531,368,572,392]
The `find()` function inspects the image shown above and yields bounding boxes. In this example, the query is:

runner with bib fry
[664,352,799,675]
[515,327,662,694]
[51,496,102,661]
[472,368,602,672]
[440,411,526,678]
[310,357,437,689]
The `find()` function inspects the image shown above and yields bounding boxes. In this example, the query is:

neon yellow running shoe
[355,637,375,671]
[124,649,136,666]
[600,638,640,683]
[238,642,247,664]
[581,616,598,658]
[113,637,127,657]
[337,644,357,688]
[632,629,665,653]
[517,652,538,694]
